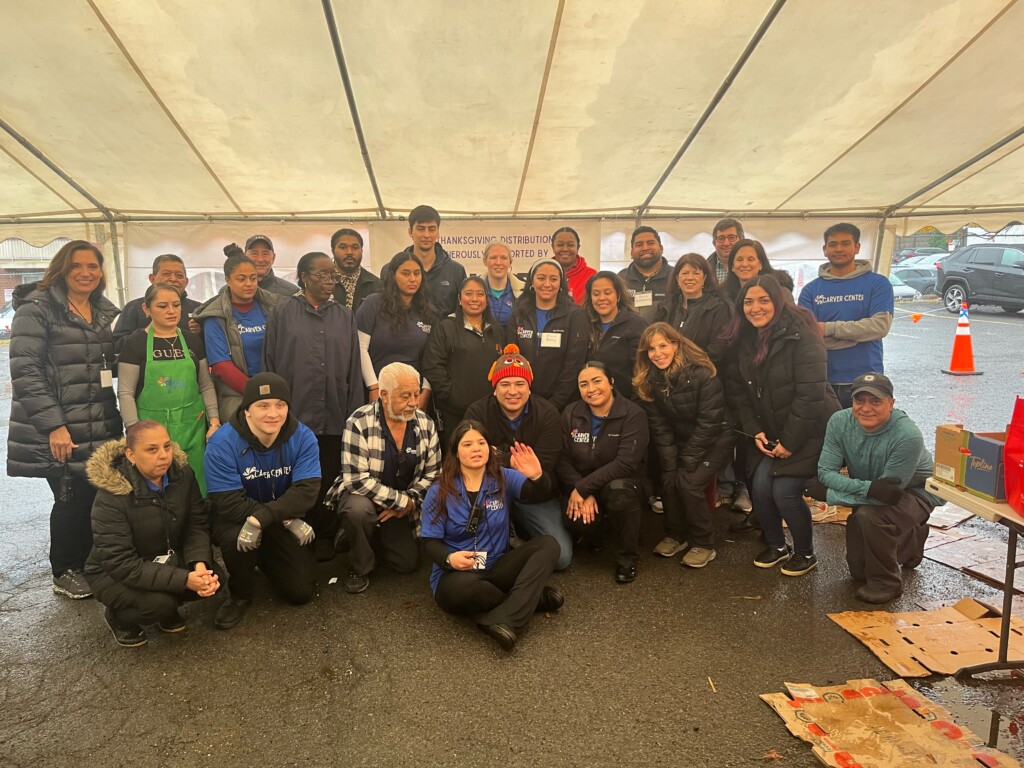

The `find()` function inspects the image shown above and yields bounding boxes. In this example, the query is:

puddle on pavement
[912,676,1024,757]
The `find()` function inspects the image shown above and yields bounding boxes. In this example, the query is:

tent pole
[107,221,126,305]
[872,215,888,272]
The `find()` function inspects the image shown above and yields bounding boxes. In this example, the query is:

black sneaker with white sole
[753,546,790,568]
[52,569,93,599]
[105,611,147,648]
[780,552,818,577]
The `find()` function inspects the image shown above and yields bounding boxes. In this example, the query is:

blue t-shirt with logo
[204,302,268,376]
[204,420,320,502]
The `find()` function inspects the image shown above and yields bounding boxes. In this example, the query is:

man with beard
[328,362,441,594]
[330,228,381,313]
[618,226,671,324]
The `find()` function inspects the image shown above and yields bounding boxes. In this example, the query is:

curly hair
[632,322,716,402]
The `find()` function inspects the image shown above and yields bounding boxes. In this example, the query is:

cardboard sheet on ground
[929,504,974,529]
[926,536,1024,571]
[964,560,1024,594]
[761,678,1019,768]
[829,598,1024,677]
[923,527,975,550]
[919,596,1024,617]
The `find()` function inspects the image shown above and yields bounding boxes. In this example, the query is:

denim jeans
[511,497,572,570]
[750,457,814,556]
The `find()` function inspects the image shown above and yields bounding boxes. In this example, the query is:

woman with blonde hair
[633,322,734,569]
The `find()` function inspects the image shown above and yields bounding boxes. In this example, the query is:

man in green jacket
[806,373,940,604]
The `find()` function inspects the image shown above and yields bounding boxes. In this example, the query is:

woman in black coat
[7,240,123,600]
[421,276,505,450]
[722,275,839,577]
[655,253,732,365]
[85,421,220,647]
[582,272,647,400]
[557,362,649,584]
[719,239,794,305]
[508,258,589,410]
[634,323,735,569]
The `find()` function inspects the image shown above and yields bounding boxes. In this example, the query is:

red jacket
[564,256,597,305]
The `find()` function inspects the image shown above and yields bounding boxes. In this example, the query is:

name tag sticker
[100,369,113,388]
[634,291,654,308]
[540,332,562,348]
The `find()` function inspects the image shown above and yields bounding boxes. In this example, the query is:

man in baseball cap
[243,234,299,297]
[204,372,321,628]
[805,372,941,604]
[464,345,572,571]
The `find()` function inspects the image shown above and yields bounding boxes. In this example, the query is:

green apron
[136,328,208,494]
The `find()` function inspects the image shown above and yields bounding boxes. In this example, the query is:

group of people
[6,205,942,652]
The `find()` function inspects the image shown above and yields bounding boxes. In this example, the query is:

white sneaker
[732,488,753,512]
[648,496,664,514]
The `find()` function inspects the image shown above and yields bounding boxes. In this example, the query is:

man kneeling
[205,373,320,629]
[807,373,940,604]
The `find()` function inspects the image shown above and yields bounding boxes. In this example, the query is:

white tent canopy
[2,0,1022,230]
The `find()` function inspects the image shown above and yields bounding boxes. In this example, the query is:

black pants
[434,536,559,632]
[45,476,97,576]
[93,563,226,626]
[337,492,419,576]
[216,522,316,604]
[663,446,733,548]
[846,494,933,592]
[309,434,343,538]
[563,480,641,567]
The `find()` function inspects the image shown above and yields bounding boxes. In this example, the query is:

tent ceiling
[1,0,1022,224]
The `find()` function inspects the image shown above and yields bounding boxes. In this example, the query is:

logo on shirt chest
[517,327,533,340]
[484,498,503,512]
[416,321,432,334]
[570,429,590,444]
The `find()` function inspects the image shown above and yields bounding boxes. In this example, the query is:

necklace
[68,298,92,322]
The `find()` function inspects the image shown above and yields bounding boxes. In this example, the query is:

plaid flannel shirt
[327,401,440,519]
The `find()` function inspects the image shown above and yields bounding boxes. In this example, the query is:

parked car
[0,304,15,340]
[898,253,947,269]
[888,273,922,302]
[894,246,946,265]
[935,244,1024,313]
[891,264,938,295]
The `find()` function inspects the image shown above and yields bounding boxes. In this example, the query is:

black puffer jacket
[588,308,647,400]
[509,299,589,410]
[640,364,735,473]
[719,268,795,305]
[84,439,211,595]
[421,310,505,432]
[7,282,122,478]
[655,291,732,365]
[557,396,649,498]
[723,309,839,478]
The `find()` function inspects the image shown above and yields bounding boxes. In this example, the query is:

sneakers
[730,512,760,533]
[653,537,688,557]
[648,496,664,514]
[682,547,716,568]
[214,597,251,630]
[754,546,791,568]
[53,569,92,599]
[732,488,753,513]
[535,586,564,613]
[158,609,187,633]
[344,570,369,594]
[780,553,818,577]
[105,611,147,648]
[614,563,637,584]
[715,490,735,508]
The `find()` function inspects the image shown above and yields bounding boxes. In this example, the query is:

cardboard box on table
[963,429,1007,502]
[933,424,967,486]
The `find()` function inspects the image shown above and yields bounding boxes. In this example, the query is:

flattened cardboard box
[761,678,1019,768]
[829,598,1024,677]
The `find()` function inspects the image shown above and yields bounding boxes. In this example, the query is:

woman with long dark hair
[117,283,219,494]
[420,421,563,652]
[655,253,732,364]
[193,252,280,423]
[421,276,505,449]
[557,362,648,583]
[509,259,589,410]
[719,239,794,305]
[356,251,436,410]
[264,252,364,558]
[634,323,735,569]
[7,240,123,599]
[581,272,647,400]
[721,275,838,576]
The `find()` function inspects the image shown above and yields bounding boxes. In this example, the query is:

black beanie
[240,373,292,411]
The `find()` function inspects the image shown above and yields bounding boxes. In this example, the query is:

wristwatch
[445,553,453,568]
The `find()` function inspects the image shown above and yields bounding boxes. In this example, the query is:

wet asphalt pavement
[1,299,1022,767]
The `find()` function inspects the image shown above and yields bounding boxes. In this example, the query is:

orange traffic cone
[941,302,983,376]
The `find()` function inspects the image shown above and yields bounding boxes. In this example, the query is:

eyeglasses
[714,234,740,244]
[309,271,343,282]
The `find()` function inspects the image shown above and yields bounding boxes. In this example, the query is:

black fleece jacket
[556,396,649,498]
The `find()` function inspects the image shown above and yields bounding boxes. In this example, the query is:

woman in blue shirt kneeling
[421,421,564,652]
